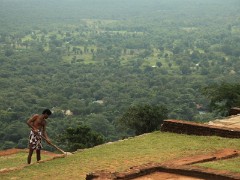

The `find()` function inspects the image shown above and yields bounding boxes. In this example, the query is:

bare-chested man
[26,109,52,164]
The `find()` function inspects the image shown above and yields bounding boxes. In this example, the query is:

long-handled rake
[40,135,72,156]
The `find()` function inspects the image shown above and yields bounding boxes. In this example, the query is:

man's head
[42,109,52,119]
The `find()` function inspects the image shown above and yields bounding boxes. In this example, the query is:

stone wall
[160,120,240,138]
[229,107,240,116]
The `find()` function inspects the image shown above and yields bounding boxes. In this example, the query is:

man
[26,109,52,164]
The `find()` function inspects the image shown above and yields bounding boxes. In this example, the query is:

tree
[58,125,105,152]
[202,83,240,116]
[156,61,162,68]
[179,64,192,75]
[4,48,14,57]
[85,114,116,139]
[118,104,168,135]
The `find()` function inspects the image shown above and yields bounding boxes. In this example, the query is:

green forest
[0,0,240,151]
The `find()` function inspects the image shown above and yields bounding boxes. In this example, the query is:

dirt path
[0,148,26,156]
[133,172,204,180]
[0,148,62,157]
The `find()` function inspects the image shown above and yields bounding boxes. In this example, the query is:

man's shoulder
[31,114,40,119]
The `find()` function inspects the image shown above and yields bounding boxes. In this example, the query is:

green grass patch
[0,151,54,170]
[196,157,240,173]
[0,152,27,169]
[1,132,240,180]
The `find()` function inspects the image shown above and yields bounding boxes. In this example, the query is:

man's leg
[27,148,34,164]
[36,149,41,162]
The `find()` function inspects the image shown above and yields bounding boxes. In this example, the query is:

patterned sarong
[29,130,43,150]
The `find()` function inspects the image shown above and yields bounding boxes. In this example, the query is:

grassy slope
[197,157,240,173]
[0,152,54,169]
[1,131,240,180]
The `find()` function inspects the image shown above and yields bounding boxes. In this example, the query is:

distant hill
[1,0,240,154]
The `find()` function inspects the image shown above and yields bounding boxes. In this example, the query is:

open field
[1,131,240,180]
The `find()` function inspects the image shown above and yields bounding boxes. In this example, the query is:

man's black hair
[42,109,52,115]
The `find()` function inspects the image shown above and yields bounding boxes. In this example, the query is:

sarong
[29,130,43,150]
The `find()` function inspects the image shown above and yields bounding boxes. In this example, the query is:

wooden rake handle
[40,135,66,154]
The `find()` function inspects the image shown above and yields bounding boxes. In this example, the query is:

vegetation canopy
[203,83,240,116]
[0,0,240,150]
[58,125,105,151]
[118,104,168,135]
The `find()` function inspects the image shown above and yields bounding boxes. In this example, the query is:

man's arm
[42,122,51,144]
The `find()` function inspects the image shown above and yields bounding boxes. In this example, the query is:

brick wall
[160,120,240,138]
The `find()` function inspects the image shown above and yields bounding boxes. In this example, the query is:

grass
[196,157,240,173]
[0,152,27,169]
[1,132,240,180]
[0,151,57,170]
